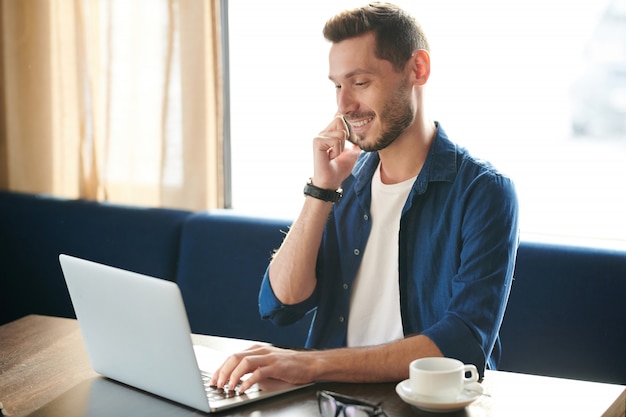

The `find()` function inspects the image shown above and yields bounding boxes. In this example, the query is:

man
[211,2,519,393]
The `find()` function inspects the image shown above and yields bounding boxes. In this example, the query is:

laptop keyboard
[201,371,260,401]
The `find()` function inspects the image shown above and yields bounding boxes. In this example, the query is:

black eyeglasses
[317,390,388,417]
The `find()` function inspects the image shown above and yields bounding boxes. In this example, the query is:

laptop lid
[59,254,309,413]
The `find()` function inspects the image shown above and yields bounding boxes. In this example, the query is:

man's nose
[337,88,358,115]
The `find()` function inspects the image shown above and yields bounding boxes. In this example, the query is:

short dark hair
[323,2,430,72]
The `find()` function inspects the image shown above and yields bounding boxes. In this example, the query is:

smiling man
[211,2,519,393]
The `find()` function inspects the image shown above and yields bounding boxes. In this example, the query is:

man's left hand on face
[208,345,314,393]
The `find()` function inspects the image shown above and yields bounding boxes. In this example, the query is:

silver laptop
[59,254,311,413]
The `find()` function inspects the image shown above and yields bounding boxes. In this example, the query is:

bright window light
[228,0,626,246]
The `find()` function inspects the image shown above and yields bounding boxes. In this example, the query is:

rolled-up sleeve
[259,267,317,326]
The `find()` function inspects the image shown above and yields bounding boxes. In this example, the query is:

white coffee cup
[409,357,479,401]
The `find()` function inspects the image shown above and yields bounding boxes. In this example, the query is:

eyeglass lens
[318,392,380,417]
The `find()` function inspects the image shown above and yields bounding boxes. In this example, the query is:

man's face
[328,32,415,152]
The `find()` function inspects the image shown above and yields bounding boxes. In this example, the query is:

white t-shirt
[346,162,416,347]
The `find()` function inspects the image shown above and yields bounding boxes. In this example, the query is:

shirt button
[343,283,349,290]
[339,316,345,323]
[353,249,360,256]
[363,214,369,221]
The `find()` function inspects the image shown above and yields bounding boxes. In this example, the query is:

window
[227,0,626,246]
[1,0,222,210]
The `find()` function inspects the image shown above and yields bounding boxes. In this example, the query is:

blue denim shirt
[259,123,519,374]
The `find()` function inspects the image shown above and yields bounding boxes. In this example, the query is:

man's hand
[208,334,442,394]
[311,115,361,190]
[208,345,314,394]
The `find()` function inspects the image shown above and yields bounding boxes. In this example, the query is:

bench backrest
[175,211,311,348]
[499,241,626,385]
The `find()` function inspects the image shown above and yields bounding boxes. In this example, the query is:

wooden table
[1,315,625,417]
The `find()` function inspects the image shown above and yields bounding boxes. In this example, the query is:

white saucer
[395,380,483,413]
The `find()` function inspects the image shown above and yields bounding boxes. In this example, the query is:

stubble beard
[350,79,415,153]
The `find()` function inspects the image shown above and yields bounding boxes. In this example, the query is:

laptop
[58,254,312,413]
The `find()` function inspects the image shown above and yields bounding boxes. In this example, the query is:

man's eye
[355,81,368,87]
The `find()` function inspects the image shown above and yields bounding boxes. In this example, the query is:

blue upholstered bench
[0,191,191,325]
[1,191,624,385]
[499,241,626,385]
[176,211,311,348]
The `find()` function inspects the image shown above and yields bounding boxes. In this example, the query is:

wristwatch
[303,179,343,203]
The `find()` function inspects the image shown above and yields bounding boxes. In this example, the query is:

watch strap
[303,181,342,203]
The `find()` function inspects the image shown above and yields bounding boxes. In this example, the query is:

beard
[348,79,414,152]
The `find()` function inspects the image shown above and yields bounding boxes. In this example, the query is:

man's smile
[347,116,374,129]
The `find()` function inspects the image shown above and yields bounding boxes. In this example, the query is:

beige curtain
[0,0,224,211]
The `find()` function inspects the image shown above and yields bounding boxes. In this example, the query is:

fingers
[325,114,350,138]
[208,346,314,394]
[209,350,251,390]
[314,138,344,163]
[237,365,264,393]
[208,346,278,394]
[316,117,348,159]
[311,115,356,189]
[226,354,262,392]
[319,115,349,143]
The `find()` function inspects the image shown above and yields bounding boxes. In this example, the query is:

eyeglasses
[317,390,388,417]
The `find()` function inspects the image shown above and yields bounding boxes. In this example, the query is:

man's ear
[410,49,431,86]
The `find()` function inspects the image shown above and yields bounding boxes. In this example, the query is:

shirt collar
[352,122,458,195]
